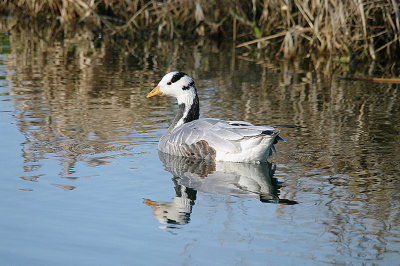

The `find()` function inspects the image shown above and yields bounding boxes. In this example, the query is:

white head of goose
[147,71,284,163]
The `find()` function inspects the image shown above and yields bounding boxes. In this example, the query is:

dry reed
[1,0,399,60]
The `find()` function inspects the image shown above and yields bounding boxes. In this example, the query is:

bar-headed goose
[147,71,284,163]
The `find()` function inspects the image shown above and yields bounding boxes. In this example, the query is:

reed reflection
[144,152,297,227]
[3,31,172,181]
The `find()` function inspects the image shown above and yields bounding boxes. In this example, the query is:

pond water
[0,32,400,265]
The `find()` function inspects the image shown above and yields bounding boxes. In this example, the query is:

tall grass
[2,0,399,60]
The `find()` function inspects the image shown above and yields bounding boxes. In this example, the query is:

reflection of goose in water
[144,152,297,227]
[144,177,196,227]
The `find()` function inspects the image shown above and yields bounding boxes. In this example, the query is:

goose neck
[166,93,199,134]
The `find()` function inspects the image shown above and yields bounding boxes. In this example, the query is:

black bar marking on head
[171,72,187,83]
[182,81,195,90]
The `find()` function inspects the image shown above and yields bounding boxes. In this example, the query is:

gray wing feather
[203,132,240,152]
[162,118,280,156]
[210,128,243,140]
[228,120,254,126]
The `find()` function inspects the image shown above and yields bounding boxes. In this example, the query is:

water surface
[0,32,400,265]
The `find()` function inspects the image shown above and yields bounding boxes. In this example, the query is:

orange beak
[147,85,163,98]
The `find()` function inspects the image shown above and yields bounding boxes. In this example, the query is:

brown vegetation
[1,0,400,60]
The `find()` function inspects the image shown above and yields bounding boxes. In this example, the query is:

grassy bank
[2,0,400,60]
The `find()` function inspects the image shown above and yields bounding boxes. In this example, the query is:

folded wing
[159,118,281,161]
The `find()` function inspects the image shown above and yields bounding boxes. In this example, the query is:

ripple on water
[0,34,399,264]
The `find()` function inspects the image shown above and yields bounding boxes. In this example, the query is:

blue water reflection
[1,31,400,265]
[144,152,297,228]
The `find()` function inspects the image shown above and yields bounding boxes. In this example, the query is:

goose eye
[167,82,171,85]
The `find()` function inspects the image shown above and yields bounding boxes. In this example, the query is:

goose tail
[269,133,286,156]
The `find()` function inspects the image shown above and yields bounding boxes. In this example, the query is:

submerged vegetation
[1,0,400,61]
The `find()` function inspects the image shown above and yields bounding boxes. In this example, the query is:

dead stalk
[1,0,399,59]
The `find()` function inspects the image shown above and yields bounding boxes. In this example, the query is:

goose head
[147,71,197,105]
[147,71,200,129]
